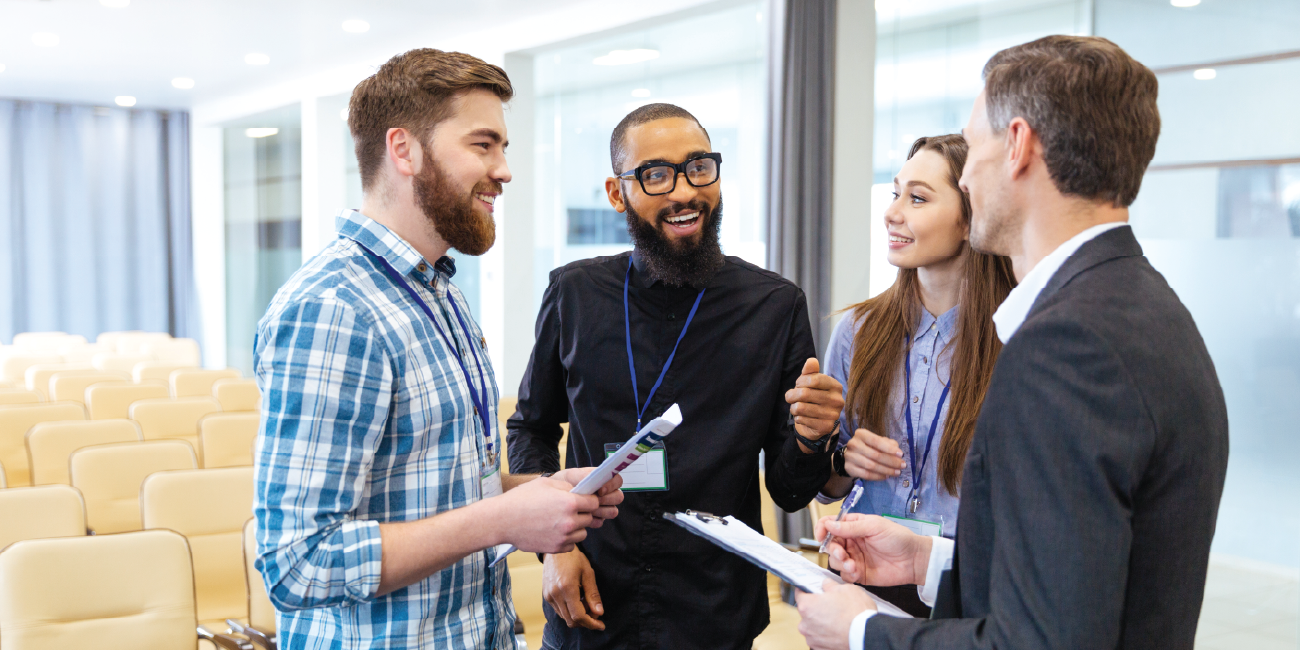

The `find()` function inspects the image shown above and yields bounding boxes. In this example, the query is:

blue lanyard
[903,333,951,512]
[623,256,705,431]
[350,238,493,457]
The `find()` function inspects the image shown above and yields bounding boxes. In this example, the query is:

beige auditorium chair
[0,389,42,405]
[228,518,278,650]
[113,331,172,355]
[92,352,155,374]
[131,396,222,461]
[26,419,142,486]
[57,342,113,365]
[0,484,87,550]
[11,331,76,350]
[1,353,62,385]
[135,361,198,383]
[49,369,130,405]
[143,337,203,367]
[85,381,168,419]
[508,545,545,649]
[25,363,92,400]
[213,378,261,412]
[0,460,6,487]
[200,412,259,468]
[0,529,241,650]
[70,440,196,533]
[142,466,256,637]
[172,368,242,398]
[96,330,143,349]
[0,402,86,487]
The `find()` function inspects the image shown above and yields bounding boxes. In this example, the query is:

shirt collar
[915,304,959,343]
[335,209,456,287]
[630,248,658,289]
[992,222,1128,343]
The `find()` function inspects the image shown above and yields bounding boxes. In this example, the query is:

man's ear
[386,127,421,179]
[1004,117,1038,181]
[605,177,627,213]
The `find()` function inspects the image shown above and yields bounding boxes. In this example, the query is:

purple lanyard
[903,333,950,513]
[624,256,705,431]
[350,238,492,456]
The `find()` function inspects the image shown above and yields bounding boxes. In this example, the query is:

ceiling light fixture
[244,53,270,65]
[341,19,370,33]
[172,77,195,89]
[31,32,60,47]
[99,0,130,7]
[1193,68,1216,80]
[1170,0,1200,7]
[593,49,660,66]
[245,128,279,138]
[631,88,651,97]
[115,96,137,107]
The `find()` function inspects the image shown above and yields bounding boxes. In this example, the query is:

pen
[819,483,864,554]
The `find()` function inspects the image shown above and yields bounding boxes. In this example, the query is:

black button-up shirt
[507,251,833,650]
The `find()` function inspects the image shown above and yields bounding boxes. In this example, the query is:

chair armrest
[197,626,247,650]
[227,619,276,650]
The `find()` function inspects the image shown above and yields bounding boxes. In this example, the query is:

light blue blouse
[822,304,961,538]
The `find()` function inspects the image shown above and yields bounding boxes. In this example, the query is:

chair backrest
[199,413,259,468]
[170,368,241,398]
[70,440,197,533]
[142,467,254,627]
[91,352,155,374]
[242,518,277,633]
[0,484,87,550]
[56,343,111,365]
[0,460,6,487]
[11,332,75,350]
[0,529,197,649]
[113,332,172,355]
[141,338,202,367]
[212,378,260,412]
[1,353,62,385]
[26,419,142,485]
[130,397,221,460]
[0,390,42,405]
[0,403,86,487]
[96,330,143,348]
[49,370,130,405]
[85,381,168,419]
[25,363,92,400]
[133,361,197,384]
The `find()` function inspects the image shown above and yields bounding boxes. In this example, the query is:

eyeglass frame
[615,152,723,196]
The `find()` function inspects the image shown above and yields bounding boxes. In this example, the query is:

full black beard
[625,195,725,288]
[411,149,498,257]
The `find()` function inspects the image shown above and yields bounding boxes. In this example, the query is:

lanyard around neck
[349,237,493,456]
[903,332,951,510]
[623,255,705,431]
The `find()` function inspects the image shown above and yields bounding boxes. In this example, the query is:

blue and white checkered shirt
[253,209,513,649]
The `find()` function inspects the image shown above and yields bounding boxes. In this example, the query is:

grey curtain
[766,0,836,354]
[0,100,197,343]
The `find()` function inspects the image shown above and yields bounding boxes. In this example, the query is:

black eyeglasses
[616,152,722,196]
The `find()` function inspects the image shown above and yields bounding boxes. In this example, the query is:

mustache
[654,199,712,223]
[472,180,503,196]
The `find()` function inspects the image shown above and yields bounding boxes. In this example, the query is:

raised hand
[785,358,845,447]
[815,513,931,587]
[842,428,905,481]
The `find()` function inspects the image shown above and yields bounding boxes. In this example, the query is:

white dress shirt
[848,221,1129,645]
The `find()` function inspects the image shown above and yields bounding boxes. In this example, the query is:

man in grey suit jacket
[794,35,1229,650]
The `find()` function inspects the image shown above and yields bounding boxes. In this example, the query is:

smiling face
[884,149,969,270]
[607,117,720,248]
[959,92,1019,256]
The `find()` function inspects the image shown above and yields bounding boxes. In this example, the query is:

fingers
[581,563,605,619]
[565,580,603,631]
[589,505,619,525]
[801,357,820,376]
[785,386,845,412]
[824,514,894,540]
[595,474,624,496]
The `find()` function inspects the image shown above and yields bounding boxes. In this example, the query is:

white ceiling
[0,0,718,111]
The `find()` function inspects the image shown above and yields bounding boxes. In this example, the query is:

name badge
[883,512,944,537]
[480,464,503,499]
[604,441,667,491]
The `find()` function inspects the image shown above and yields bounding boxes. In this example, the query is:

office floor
[1196,555,1299,649]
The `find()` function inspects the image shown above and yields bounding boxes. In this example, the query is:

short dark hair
[982,35,1159,208]
[349,48,513,191]
[609,103,710,175]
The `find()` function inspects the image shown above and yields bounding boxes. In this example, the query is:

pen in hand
[819,483,865,554]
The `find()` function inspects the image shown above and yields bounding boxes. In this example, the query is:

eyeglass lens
[641,158,718,195]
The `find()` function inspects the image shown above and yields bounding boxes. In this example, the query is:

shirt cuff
[917,535,954,607]
[849,608,877,648]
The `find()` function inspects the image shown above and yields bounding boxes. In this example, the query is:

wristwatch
[793,420,839,454]
[832,448,851,478]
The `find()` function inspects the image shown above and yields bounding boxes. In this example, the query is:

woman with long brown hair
[819,134,1015,547]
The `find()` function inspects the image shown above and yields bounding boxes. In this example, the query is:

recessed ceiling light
[631,88,651,97]
[99,0,130,7]
[115,96,137,107]
[31,32,60,47]
[245,128,279,138]
[244,53,270,65]
[593,49,660,66]
[1193,68,1216,80]
[1170,0,1200,6]
[172,77,195,89]
[341,19,370,33]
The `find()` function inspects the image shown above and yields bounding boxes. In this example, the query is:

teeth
[666,211,698,224]
[890,235,913,243]
[475,193,496,205]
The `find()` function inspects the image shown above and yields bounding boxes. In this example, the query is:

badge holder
[882,510,945,538]
[604,440,667,491]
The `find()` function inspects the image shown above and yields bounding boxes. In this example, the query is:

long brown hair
[843,134,1016,495]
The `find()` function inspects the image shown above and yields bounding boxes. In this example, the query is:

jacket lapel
[1024,225,1144,322]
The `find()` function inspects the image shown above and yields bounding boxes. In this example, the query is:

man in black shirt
[507,103,844,649]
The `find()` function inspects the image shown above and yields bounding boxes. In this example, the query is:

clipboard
[663,511,912,618]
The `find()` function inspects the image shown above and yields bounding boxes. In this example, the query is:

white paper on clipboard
[664,511,913,618]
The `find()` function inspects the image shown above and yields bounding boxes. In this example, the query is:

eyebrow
[468,128,508,148]
[906,180,937,191]
[637,150,711,167]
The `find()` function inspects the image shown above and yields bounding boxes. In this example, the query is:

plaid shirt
[253,209,513,650]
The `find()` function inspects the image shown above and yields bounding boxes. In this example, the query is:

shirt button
[931,323,936,330]
[922,356,928,364]
[417,263,427,273]
[644,565,653,573]
[902,479,911,487]
[913,396,919,404]
[667,313,676,321]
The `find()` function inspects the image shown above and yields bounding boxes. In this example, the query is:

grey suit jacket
[863,226,1229,649]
